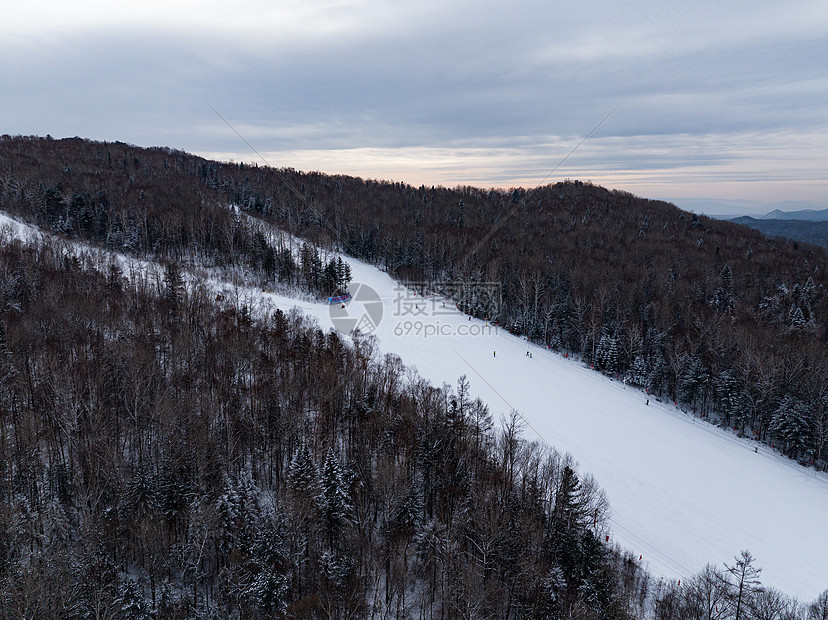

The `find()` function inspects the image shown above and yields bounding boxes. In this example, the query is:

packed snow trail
[261,254,828,601]
[2,211,826,600]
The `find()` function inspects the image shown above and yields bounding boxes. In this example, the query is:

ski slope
[261,254,828,601]
[2,210,825,600]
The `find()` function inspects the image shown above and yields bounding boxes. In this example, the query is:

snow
[1,208,826,600]
[259,254,828,601]
[0,212,42,242]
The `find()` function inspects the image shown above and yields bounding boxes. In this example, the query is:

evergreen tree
[789,305,808,330]
[288,441,318,497]
[716,369,741,426]
[216,469,260,556]
[715,264,735,313]
[317,448,352,552]
[299,243,323,290]
[770,395,811,458]
[245,508,291,616]
[552,465,586,532]
[627,355,648,387]
[647,355,668,396]
[679,357,709,411]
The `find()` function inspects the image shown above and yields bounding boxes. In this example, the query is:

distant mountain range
[668,198,828,220]
[665,198,828,249]
[763,207,828,221]
[730,217,828,250]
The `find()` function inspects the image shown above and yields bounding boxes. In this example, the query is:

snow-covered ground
[0,211,42,241]
[2,210,826,600]
[258,254,828,601]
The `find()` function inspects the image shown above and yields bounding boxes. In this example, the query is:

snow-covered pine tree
[216,469,262,567]
[288,441,318,497]
[789,305,808,330]
[647,355,668,395]
[679,356,710,412]
[714,264,735,313]
[316,448,352,552]
[769,395,812,459]
[715,369,741,426]
[626,355,648,387]
[244,506,291,615]
[162,261,184,318]
[594,332,620,374]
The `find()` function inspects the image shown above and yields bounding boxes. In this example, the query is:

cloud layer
[3,1,827,209]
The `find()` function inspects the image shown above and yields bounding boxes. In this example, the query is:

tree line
[0,228,644,617]
[2,223,825,618]
[2,135,828,616]
[5,134,821,467]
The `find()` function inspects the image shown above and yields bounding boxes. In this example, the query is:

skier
[493,350,496,357]
[646,399,649,405]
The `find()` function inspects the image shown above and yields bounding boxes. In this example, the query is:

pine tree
[246,507,291,615]
[715,264,735,313]
[716,369,741,426]
[595,332,619,373]
[679,357,709,411]
[321,258,339,294]
[769,395,812,458]
[552,465,586,532]
[627,355,648,387]
[288,441,318,497]
[162,261,184,320]
[299,243,323,290]
[317,448,352,552]
[647,355,667,395]
[216,470,261,556]
[789,305,807,330]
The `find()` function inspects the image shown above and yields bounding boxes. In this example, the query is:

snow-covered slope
[260,254,828,601]
[2,210,826,600]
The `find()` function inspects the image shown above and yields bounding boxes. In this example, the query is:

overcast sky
[3,1,827,214]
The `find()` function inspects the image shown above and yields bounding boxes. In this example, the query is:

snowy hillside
[3,210,826,601]
[255,252,828,601]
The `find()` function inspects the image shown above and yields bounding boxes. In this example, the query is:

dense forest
[1,135,828,618]
[1,135,826,469]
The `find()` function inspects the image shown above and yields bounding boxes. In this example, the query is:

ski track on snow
[272,252,828,601]
[2,210,827,600]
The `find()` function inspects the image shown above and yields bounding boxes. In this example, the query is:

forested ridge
[0,218,654,617]
[1,135,828,618]
[1,135,826,468]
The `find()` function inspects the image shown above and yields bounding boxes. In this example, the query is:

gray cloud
[2,0,826,203]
